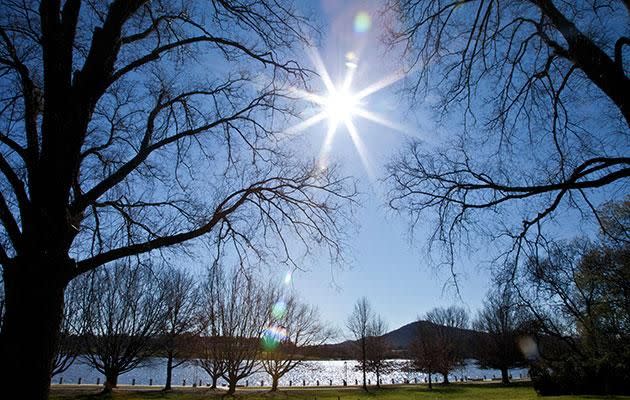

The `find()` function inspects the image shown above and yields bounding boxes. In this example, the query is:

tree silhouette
[158,267,202,391]
[473,285,527,384]
[386,0,629,284]
[424,306,469,384]
[199,264,273,395]
[347,297,376,391]
[518,236,630,394]
[260,295,334,391]
[363,315,394,389]
[79,260,166,392]
[0,2,354,398]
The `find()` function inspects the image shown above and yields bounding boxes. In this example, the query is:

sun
[286,50,405,176]
[323,88,359,124]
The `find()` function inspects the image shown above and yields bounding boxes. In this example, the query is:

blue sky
[265,0,495,335]
[175,0,622,337]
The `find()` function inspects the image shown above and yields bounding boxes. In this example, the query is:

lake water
[52,359,529,387]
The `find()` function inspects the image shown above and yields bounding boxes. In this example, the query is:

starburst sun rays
[286,50,406,178]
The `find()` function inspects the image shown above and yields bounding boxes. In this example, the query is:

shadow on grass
[51,382,543,400]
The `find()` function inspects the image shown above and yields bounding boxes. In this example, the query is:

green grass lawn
[48,383,629,400]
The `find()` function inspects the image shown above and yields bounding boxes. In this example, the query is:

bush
[530,358,630,396]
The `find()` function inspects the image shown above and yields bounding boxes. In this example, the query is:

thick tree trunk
[501,367,510,384]
[164,350,174,390]
[211,375,217,389]
[376,369,380,388]
[226,380,237,395]
[0,260,67,400]
[428,374,432,390]
[103,372,119,393]
[271,376,279,391]
[442,372,449,384]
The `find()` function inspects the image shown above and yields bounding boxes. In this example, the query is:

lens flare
[261,326,287,351]
[271,301,287,320]
[354,12,371,33]
[283,271,292,285]
[518,336,540,361]
[345,52,358,69]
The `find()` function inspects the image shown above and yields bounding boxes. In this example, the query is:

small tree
[197,264,225,389]
[158,268,202,391]
[364,315,393,388]
[473,285,526,384]
[407,322,442,389]
[197,336,225,389]
[261,296,334,391]
[199,264,271,394]
[81,261,166,392]
[425,306,469,384]
[347,297,373,391]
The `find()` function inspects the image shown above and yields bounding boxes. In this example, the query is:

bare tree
[0,1,355,398]
[598,197,630,245]
[347,297,374,391]
[386,0,630,287]
[364,315,393,388]
[158,267,202,391]
[199,264,271,395]
[424,306,469,384]
[197,336,225,389]
[197,263,225,389]
[473,285,526,384]
[80,260,166,392]
[407,321,442,390]
[261,295,335,391]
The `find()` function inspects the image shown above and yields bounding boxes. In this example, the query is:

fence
[51,372,530,387]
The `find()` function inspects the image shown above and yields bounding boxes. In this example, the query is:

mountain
[305,320,482,359]
[382,320,478,350]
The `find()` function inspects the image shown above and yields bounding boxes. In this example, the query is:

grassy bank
[48,382,629,400]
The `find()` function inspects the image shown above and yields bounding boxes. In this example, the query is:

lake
[52,359,529,387]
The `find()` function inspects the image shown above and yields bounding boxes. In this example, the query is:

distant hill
[383,320,478,350]
[304,320,482,359]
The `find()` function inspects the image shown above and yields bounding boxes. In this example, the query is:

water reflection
[52,359,529,387]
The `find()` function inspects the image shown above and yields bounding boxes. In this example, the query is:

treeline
[341,207,629,396]
[33,263,333,394]
[2,209,627,396]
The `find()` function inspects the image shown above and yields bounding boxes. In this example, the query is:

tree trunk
[501,367,510,384]
[361,336,367,391]
[0,260,67,400]
[211,375,217,389]
[164,350,174,390]
[271,376,279,391]
[226,380,237,395]
[428,373,432,390]
[103,372,119,393]
[376,368,380,388]
[442,372,449,384]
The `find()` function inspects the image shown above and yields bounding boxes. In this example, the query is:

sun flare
[324,88,359,124]
[286,50,406,177]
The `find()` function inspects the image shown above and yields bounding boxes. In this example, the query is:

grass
[47,382,630,400]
